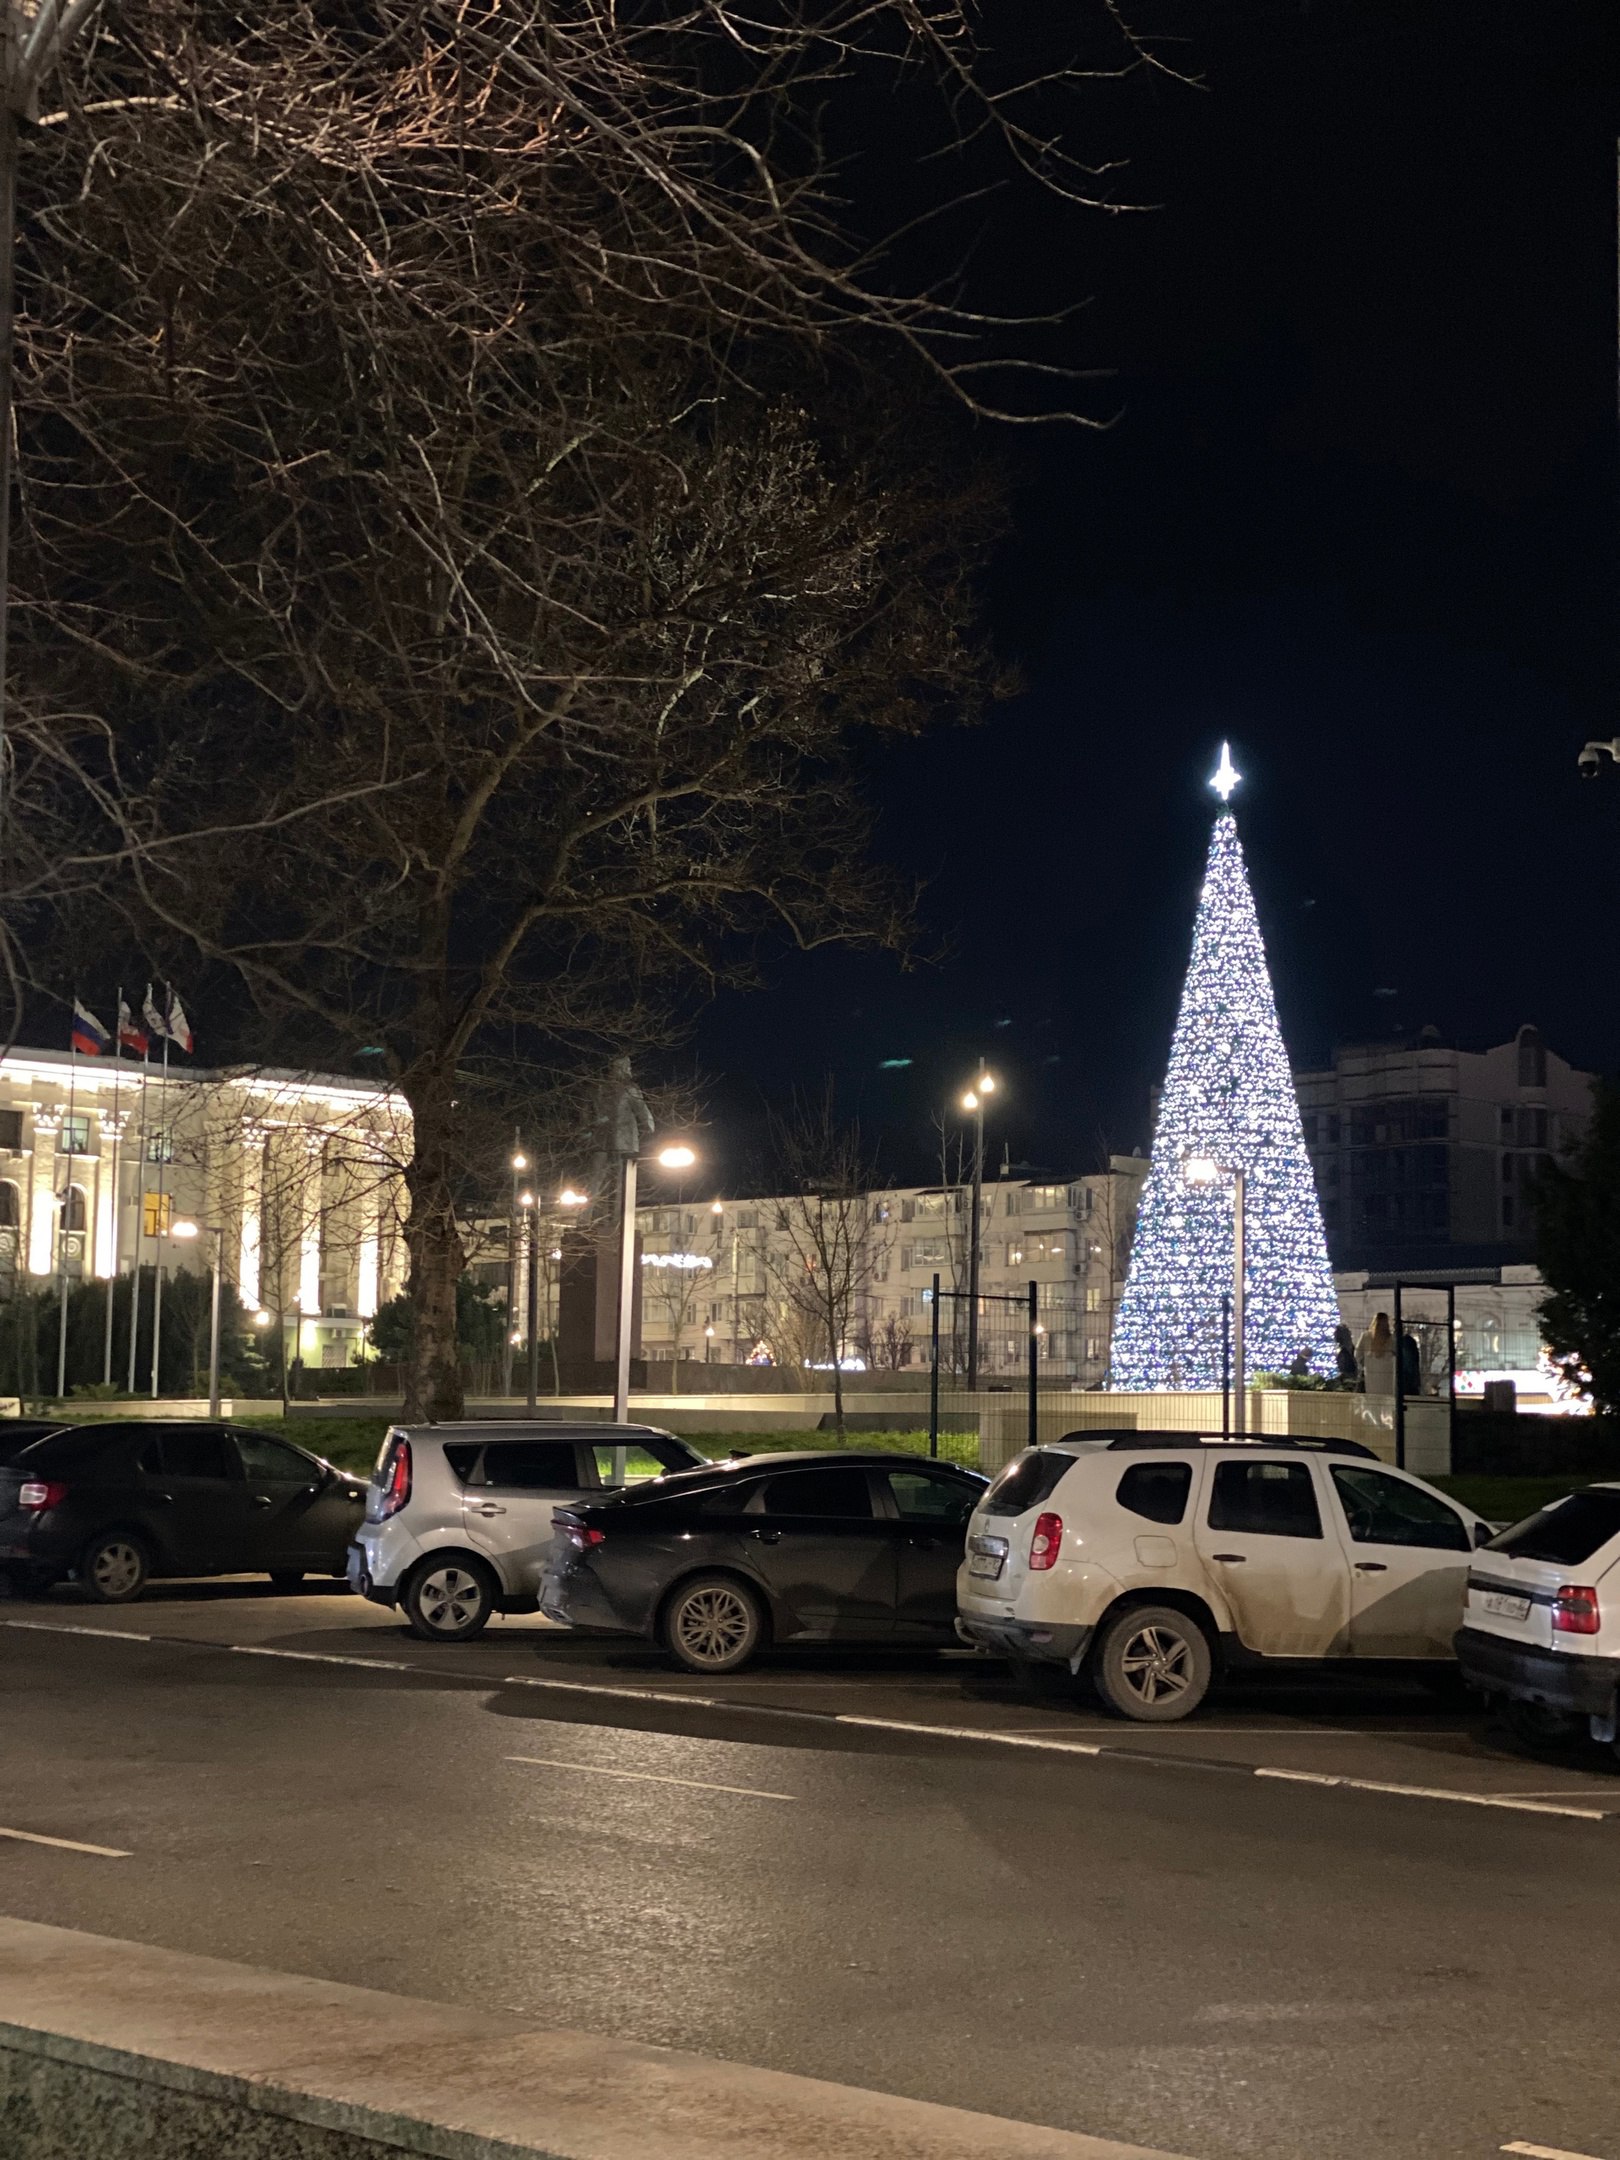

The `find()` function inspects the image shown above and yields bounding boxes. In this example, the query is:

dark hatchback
[0,1422,367,1603]
[540,1450,987,1674]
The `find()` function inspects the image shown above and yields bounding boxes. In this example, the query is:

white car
[349,1422,705,1640]
[956,1433,1491,1721]
[1454,1482,1620,1757]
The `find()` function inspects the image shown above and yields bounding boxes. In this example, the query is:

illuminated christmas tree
[1110,748,1340,1388]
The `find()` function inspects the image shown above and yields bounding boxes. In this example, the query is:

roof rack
[1055,1429,1381,1463]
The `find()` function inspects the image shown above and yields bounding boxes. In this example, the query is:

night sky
[695,0,1620,1192]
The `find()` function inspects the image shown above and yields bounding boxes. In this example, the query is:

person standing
[1334,1323,1359,1384]
[1357,1311,1395,1398]
[1399,1327,1422,1400]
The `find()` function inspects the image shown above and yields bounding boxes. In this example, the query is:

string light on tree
[1109,747,1340,1389]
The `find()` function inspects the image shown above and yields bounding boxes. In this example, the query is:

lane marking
[0,1823,130,1858]
[10,1621,1616,1825]
[1,1618,151,1643]
[1503,2143,1606,2159]
[507,1755,795,1802]
[229,1645,412,1672]
[1255,1768,1609,1821]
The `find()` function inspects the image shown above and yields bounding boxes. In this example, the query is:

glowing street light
[170,1220,225,1416]
[657,1144,697,1170]
[957,1066,998,1389]
[557,1187,589,1209]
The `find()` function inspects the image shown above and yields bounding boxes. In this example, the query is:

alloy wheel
[90,1541,143,1600]
[1118,1623,1195,1709]
[674,1585,752,1667]
[417,1566,483,1632]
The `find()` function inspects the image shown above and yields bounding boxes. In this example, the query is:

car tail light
[563,1522,605,1551]
[376,1442,412,1521]
[17,1479,67,1512]
[1028,1512,1063,1571]
[1553,1584,1600,1636]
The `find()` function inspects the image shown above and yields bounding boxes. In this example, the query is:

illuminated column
[238,1121,269,1312]
[27,1108,62,1276]
[298,1131,324,1325]
[356,1152,384,1321]
[94,1112,129,1279]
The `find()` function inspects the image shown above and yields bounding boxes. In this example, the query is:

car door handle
[749,1528,781,1544]
[251,1494,273,1509]
[1210,1553,1246,1564]
[467,1503,507,1517]
[1354,1561,1389,1573]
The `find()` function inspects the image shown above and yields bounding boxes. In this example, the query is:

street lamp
[504,1141,529,1397]
[1184,1155,1247,1435]
[957,1066,996,1390]
[170,1218,224,1417]
[612,1142,699,1422]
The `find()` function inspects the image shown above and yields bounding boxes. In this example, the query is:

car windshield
[1485,1489,1620,1568]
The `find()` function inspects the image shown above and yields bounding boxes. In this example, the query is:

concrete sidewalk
[0,1916,1192,2160]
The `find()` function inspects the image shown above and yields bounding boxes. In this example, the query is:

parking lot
[9,1574,1620,1819]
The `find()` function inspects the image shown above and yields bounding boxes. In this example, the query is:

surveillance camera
[1579,746,1602,779]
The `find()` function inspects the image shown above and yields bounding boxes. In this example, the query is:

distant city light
[878,1058,912,1070]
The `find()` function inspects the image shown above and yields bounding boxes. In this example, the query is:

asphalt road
[3,1588,1619,2160]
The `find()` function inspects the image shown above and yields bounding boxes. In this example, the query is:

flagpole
[56,1013,77,1398]
[126,1024,149,1394]
[150,1022,169,1398]
[103,988,121,1386]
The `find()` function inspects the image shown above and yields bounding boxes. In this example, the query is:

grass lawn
[1431,1475,1579,1522]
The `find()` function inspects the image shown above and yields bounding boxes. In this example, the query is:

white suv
[349,1422,705,1640]
[956,1432,1490,1721]
[1455,1482,1620,1758]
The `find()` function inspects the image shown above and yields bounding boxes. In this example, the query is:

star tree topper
[1209,741,1241,802]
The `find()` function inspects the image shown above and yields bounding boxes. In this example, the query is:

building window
[913,1192,948,1219]
[143,1191,173,1238]
[1084,1286,1102,1313]
[0,1182,16,1228]
[1502,1195,1515,1229]
[58,1113,91,1156]
[905,1236,949,1268]
[1085,1335,1104,1363]
[1023,1184,1066,1212]
[62,1186,88,1233]
[0,1110,20,1151]
[1005,1243,1023,1266]
[145,1125,174,1164]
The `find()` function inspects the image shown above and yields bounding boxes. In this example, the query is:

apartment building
[1295,1024,1594,1272]
[632,1157,1148,1383]
[0,1049,410,1371]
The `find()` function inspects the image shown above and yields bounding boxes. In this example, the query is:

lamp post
[958,1067,996,1390]
[170,1219,223,1416]
[505,1141,526,1397]
[516,1190,539,1410]
[615,1144,697,1424]
[1184,1156,1247,1435]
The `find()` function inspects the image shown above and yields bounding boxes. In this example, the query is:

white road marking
[1256,1768,1609,1821]
[1,1618,151,1642]
[507,1755,795,1802]
[834,1714,1104,1755]
[1502,2142,1607,2159]
[228,1645,411,1672]
[0,1823,130,1858]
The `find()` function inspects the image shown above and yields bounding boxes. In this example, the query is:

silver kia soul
[349,1422,705,1640]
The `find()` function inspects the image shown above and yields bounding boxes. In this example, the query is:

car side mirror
[1473,1520,1493,1548]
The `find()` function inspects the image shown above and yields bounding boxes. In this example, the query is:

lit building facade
[0,1050,409,1370]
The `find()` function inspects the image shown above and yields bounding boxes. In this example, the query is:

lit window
[57,1113,91,1156]
[142,1192,173,1237]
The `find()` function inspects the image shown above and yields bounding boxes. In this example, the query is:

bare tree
[760,1088,881,1439]
[7,1,1157,1417]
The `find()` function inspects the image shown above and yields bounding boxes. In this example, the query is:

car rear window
[1486,1490,1620,1568]
[1117,1462,1192,1525]
[592,1441,696,1484]
[983,1449,1072,1516]
[11,1427,124,1473]
[472,1441,581,1489]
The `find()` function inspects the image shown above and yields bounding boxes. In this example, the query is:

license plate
[1481,1590,1530,1621]
[968,1551,1004,1580]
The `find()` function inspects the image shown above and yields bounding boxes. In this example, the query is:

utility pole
[958,1063,996,1390]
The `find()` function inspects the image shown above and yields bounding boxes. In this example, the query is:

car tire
[78,1531,151,1606]
[1502,1698,1584,1751]
[662,1574,764,1675]
[267,1570,304,1591]
[1092,1604,1212,1723]
[402,1557,497,1642]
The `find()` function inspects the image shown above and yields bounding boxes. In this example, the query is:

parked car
[350,1422,708,1641]
[955,1432,1491,1722]
[1454,1481,1620,1756]
[0,1421,367,1603]
[539,1449,989,1673]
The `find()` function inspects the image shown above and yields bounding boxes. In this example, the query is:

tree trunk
[401,1069,465,1422]
[829,1298,845,1441]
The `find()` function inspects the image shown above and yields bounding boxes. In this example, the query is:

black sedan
[0,1421,367,1603]
[540,1450,987,1673]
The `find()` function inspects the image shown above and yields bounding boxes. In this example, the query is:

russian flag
[71,1000,110,1056]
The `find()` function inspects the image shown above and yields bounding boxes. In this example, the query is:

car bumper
[347,1541,397,1608]
[538,1565,633,1633]
[1454,1625,1620,1717]
[955,1614,1094,1670]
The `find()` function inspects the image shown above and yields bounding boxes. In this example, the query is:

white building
[0,1050,409,1371]
[631,1159,1148,1382]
